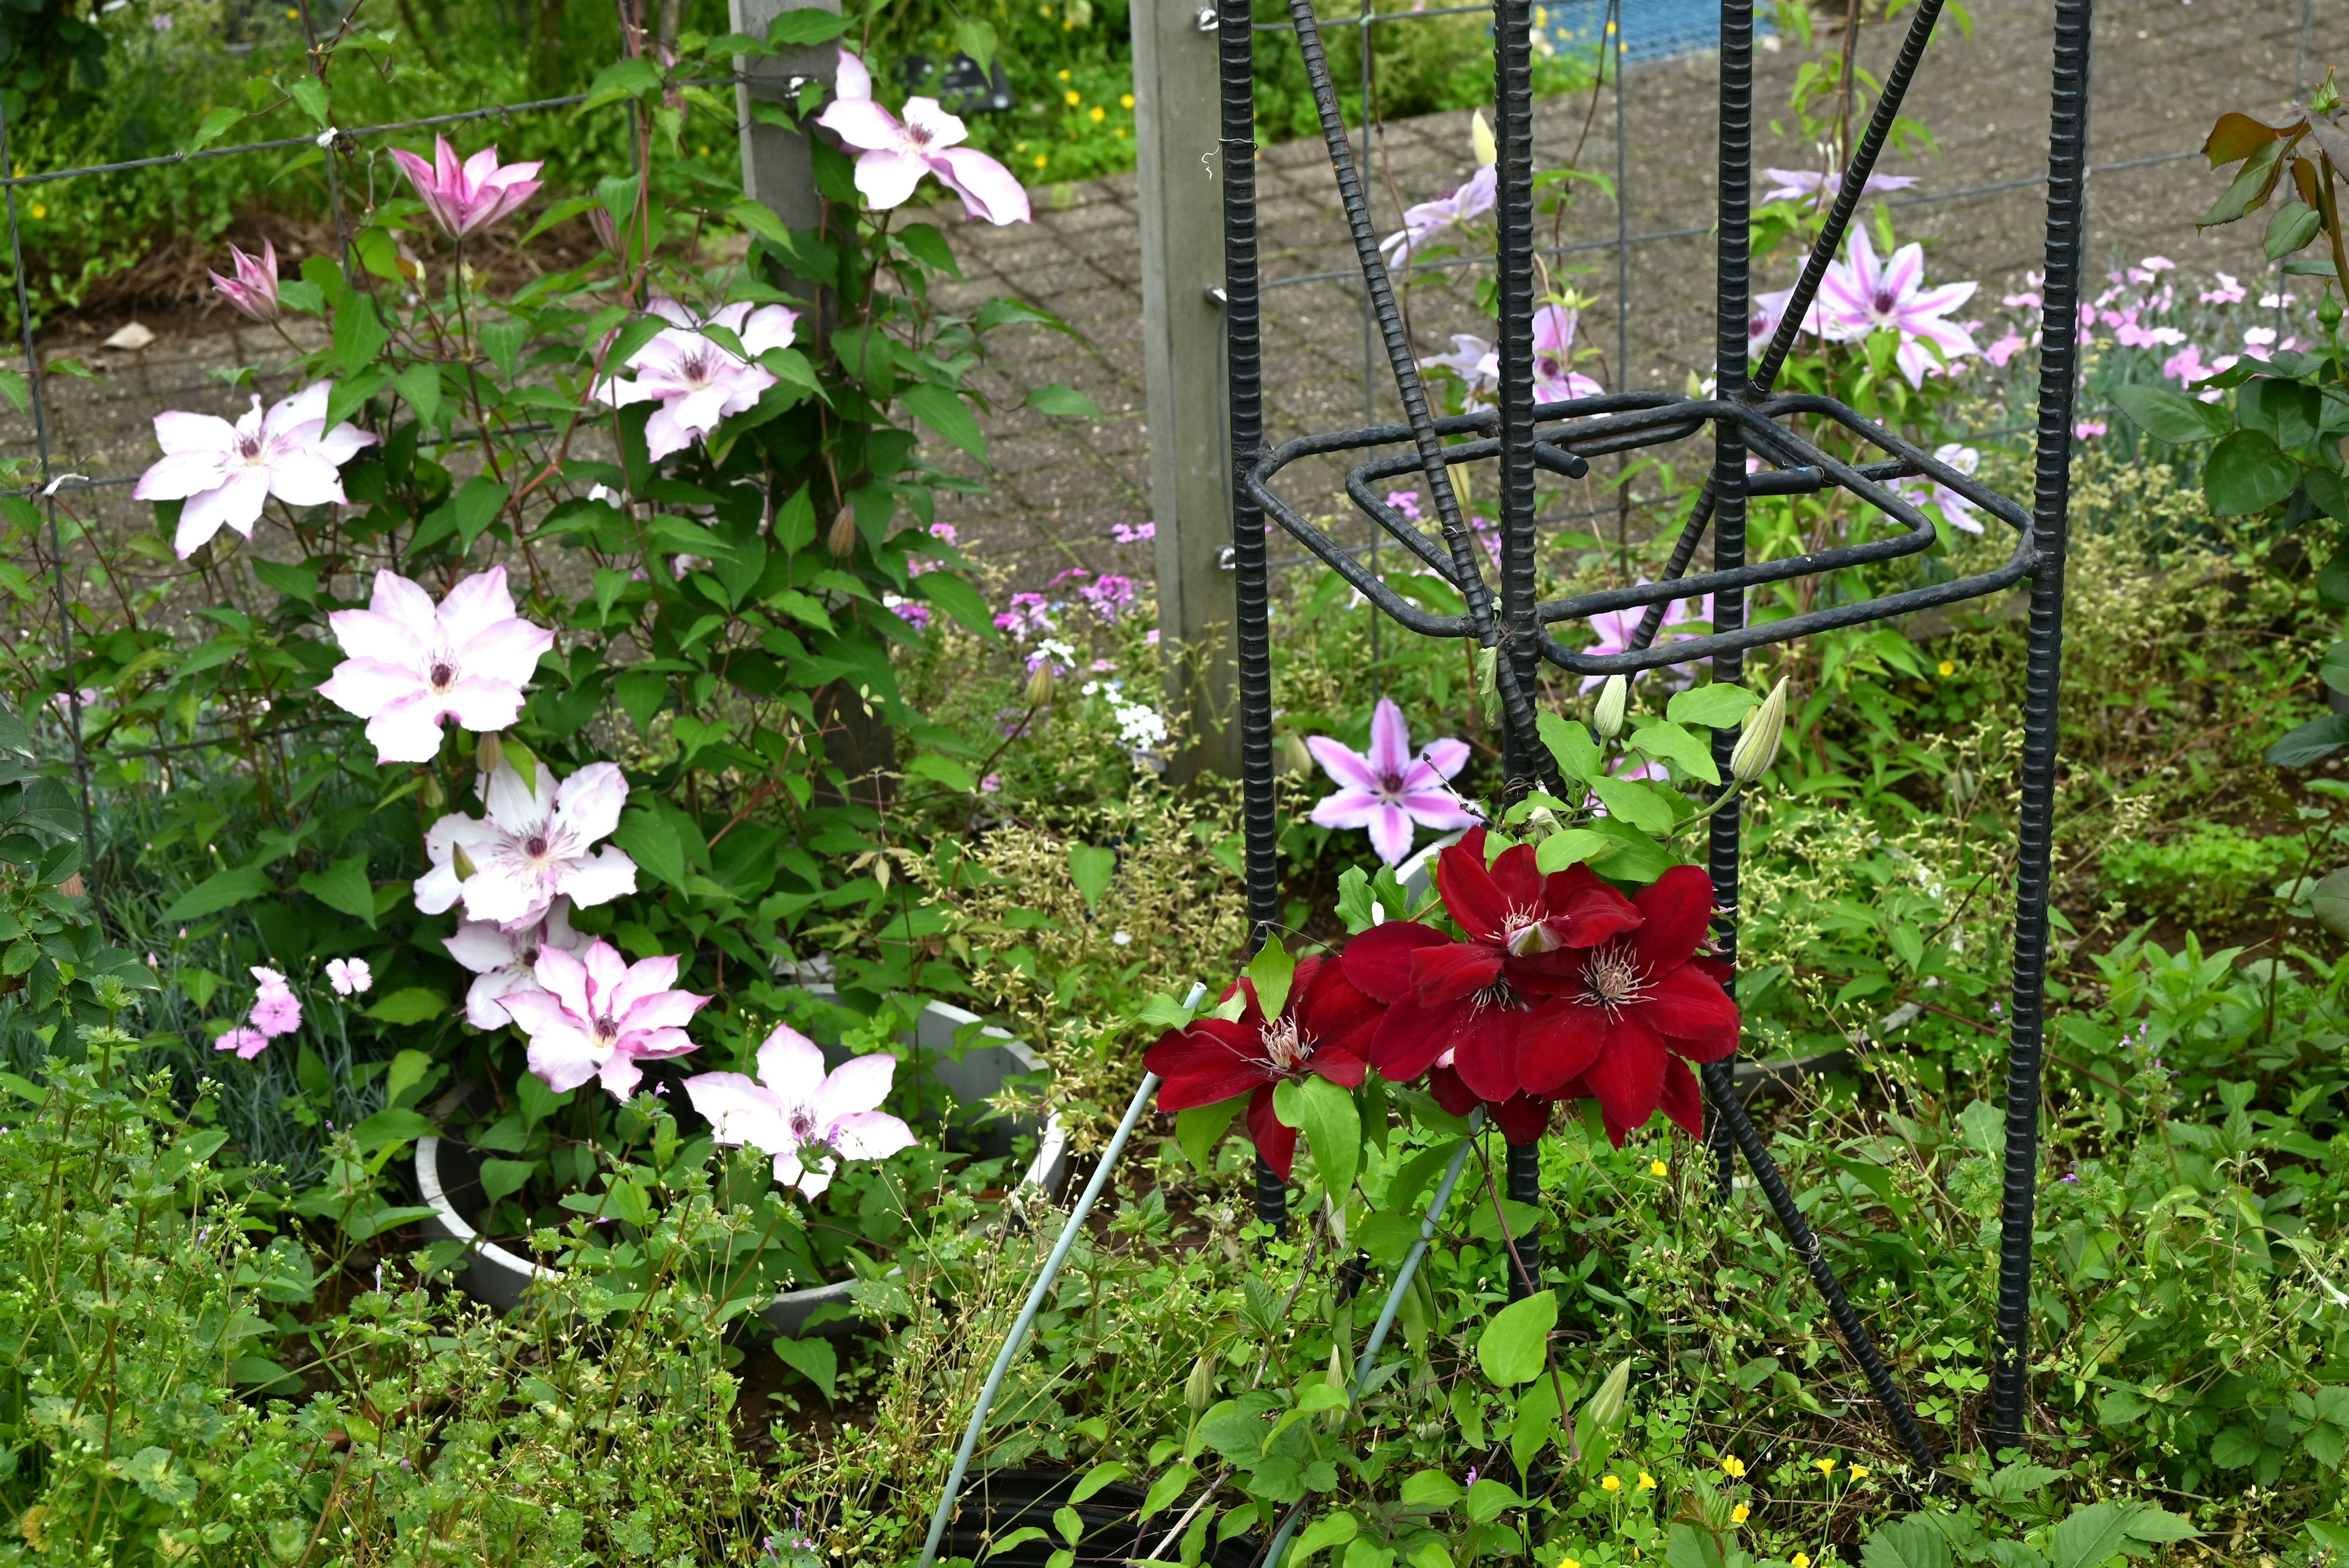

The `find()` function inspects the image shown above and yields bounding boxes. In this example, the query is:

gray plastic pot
[414,996,1066,1337]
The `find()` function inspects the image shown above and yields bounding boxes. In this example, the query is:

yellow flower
[1731,1504,1750,1525]
[1121,92,1135,107]
[1090,105,1105,121]
[1563,1561,1580,1568]
[1063,18,1074,27]
[1637,1472,1656,1490]
[1937,659,1955,677]
[1601,1475,1621,1493]
[1033,154,1048,168]
[1016,142,1030,152]
[1650,1159,1668,1176]
[1794,1557,1811,1568]
[1065,89,1082,105]
[1814,1458,1835,1477]
[1849,1465,1871,1482]
[28,204,43,220]
[1113,127,1125,137]
[1721,1456,1746,1479]
[1057,68,1071,79]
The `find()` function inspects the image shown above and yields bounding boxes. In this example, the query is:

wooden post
[730,0,841,299]
[1134,0,1239,779]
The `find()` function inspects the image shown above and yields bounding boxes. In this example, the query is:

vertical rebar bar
[1504,1135,1542,1296]
[1991,0,2090,1458]
[1495,0,1540,794]
[1702,0,1754,1198]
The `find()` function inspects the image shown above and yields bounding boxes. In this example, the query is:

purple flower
[815,49,1030,225]
[1110,521,1155,544]
[1381,163,1496,268]
[1577,585,1711,691]
[1814,227,1979,388]
[888,596,933,631]
[132,382,378,559]
[1079,574,1135,623]
[1757,166,1920,206]
[2073,420,2107,440]
[2200,270,2246,305]
[209,239,281,323]
[215,1027,270,1061]
[993,592,1055,642]
[685,1025,918,1197]
[2162,344,2233,399]
[388,136,544,239]
[1420,333,1499,409]
[1386,490,1425,523]
[502,938,710,1101]
[1984,332,2029,368]
[1305,697,1478,866]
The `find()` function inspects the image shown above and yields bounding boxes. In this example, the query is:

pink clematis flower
[502,938,708,1100]
[1757,167,1919,206]
[1381,163,1496,268]
[1421,333,1501,409]
[1897,442,1983,535]
[317,567,555,765]
[132,383,377,559]
[1307,697,1479,866]
[1577,585,1712,691]
[685,1025,918,1198]
[415,759,637,931]
[209,239,280,322]
[595,297,800,462]
[388,136,544,239]
[1532,305,1605,402]
[815,48,1030,225]
[1814,226,1979,388]
[444,898,590,1030]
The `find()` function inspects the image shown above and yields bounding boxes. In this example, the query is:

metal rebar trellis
[1221,0,2094,1466]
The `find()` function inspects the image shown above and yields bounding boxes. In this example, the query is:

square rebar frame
[1218,0,2090,1465]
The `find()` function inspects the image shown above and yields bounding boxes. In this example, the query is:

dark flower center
[524,834,550,858]
[1873,288,1896,316]
[519,945,540,967]
[236,433,265,461]
[429,661,455,689]
[789,1107,818,1142]
[592,1014,620,1043]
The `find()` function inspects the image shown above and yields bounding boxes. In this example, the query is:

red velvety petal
[1493,1093,1552,1145]
[1341,920,1452,1003]
[1144,1020,1269,1110]
[1487,840,1546,910]
[1298,960,1386,1060]
[1580,1011,1668,1142]
[1658,1055,1705,1140]
[1370,995,1471,1082]
[1629,864,1717,970]
[1646,965,1742,1061]
[1429,1062,1480,1118]
[1452,1006,1524,1104]
[1516,1000,1606,1096]
[1436,827,1509,942]
[1411,939,1504,1006]
[1245,1085,1297,1180]
[1543,863,1646,948]
[1308,1047,1369,1089]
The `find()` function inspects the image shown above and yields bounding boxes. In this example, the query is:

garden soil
[1,0,2335,601]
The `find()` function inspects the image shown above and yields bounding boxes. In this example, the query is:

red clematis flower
[1517,863,1740,1144]
[1145,955,1379,1179]
[1341,828,1641,1102]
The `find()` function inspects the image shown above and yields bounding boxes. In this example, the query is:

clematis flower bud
[1282,732,1315,775]
[1471,109,1496,168]
[476,730,505,778]
[450,841,478,881]
[828,506,859,556]
[1729,675,1790,786]
[1592,674,1627,740]
[1185,1354,1217,1412]
[421,771,446,809]
[1025,660,1056,707]
[1583,1356,1631,1432]
[209,239,281,323]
